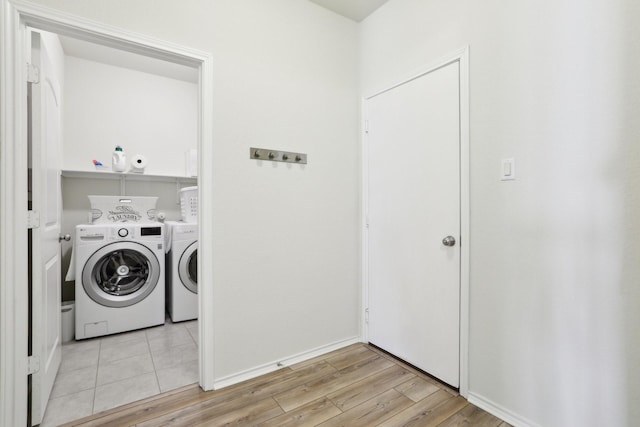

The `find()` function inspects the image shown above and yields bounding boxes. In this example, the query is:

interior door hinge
[365,215,369,229]
[364,120,369,134]
[27,211,40,229]
[26,63,40,84]
[27,355,40,375]
[365,308,369,324]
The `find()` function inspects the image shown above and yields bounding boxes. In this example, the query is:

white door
[30,31,63,425]
[366,61,461,387]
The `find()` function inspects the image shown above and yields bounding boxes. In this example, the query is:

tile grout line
[91,338,103,415]
[147,324,163,394]
[188,322,197,346]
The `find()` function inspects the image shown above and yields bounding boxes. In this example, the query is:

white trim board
[213,337,361,390]
[360,46,470,397]
[467,392,542,427]
[0,1,214,425]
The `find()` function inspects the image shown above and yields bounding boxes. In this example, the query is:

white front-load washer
[74,223,165,339]
[165,221,198,322]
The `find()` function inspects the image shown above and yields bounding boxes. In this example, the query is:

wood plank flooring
[60,344,510,427]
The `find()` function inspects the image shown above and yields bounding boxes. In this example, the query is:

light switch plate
[501,158,515,181]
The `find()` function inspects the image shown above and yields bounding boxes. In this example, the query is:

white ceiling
[59,36,199,83]
[308,0,390,22]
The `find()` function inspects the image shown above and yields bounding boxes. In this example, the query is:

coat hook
[250,147,307,164]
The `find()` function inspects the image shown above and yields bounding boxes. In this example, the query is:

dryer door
[82,241,161,307]
[178,241,198,294]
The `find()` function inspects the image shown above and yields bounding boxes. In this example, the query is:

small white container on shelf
[179,186,198,223]
[112,146,127,172]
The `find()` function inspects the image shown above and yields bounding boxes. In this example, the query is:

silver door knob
[59,234,71,242]
[442,236,456,247]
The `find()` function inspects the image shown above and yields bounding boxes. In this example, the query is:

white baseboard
[467,392,542,427]
[212,336,361,390]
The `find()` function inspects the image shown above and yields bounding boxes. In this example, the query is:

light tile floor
[41,318,198,427]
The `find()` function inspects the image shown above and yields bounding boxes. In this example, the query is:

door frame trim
[0,1,215,425]
[361,46,470,397]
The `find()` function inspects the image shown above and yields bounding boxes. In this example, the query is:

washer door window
[82,241,160,307]
[178,241,198,294]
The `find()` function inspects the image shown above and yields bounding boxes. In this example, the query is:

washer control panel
[110,226,163,240]
[76,224,164,242]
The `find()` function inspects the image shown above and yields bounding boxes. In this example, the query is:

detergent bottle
[112,146,127,172]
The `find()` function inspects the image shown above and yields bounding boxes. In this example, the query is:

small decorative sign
[107,205,143,223]
[88,196,159,224]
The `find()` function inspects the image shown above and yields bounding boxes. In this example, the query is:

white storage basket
[180,186,198,223]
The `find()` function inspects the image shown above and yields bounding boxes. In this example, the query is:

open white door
[29,30,63,425]
[366,60,461,388]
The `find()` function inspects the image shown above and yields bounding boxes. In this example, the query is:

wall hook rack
[250,147,307,164]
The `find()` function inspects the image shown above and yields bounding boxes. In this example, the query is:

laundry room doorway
[0,2,214,426]
[31,28,203,427]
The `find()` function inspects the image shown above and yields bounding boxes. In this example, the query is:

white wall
[360,0,640,426]
[31,0,361,382]
[63,56,197,176]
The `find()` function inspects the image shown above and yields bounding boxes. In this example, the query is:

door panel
[367,61,461,387]
[45,258,60,364]
[44,80,60,226]
[30,31,63,425]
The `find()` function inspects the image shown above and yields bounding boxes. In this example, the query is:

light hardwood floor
[60,344,510,427]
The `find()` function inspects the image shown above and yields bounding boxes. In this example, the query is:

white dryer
[74,223,165,339]
[165,221,198,322]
